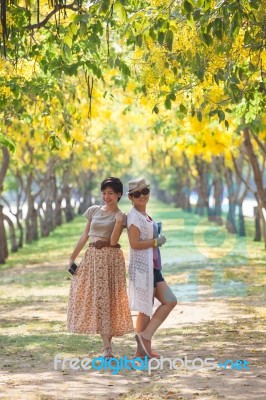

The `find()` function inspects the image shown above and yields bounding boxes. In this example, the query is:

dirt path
[1,260,265,400]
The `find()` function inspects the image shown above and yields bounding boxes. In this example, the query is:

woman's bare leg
[141,282,177,341]
[101,334,111,350]
[136,312,150,333]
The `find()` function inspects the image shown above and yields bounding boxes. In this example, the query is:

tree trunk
[25,174,38,243]
[238,204,246,237]
[15,171,25,248]
[32,200,38,240]
[179,154,192,212]
[243,127,266,248]
[0,205,8,263]
[62,169,74,222]
[55,197,63,226]
[38,206,50,237]
[77,170,96,214]
[194,157,211,216]
[0,147,10,263]
[16,217,24,248]
[212,156,223,225]
[78,187,93,214]
[54,171,63,226]
[254,206,261,241]
[224,167,238,234]
[3,214,18,252]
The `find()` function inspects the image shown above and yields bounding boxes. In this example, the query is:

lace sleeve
[127,211,140,230]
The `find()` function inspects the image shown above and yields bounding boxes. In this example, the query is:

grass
[0,198,265,381]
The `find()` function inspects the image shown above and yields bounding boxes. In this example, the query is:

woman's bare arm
[110,211,125,246]
[128,224,154,250]
[68,220,91,265]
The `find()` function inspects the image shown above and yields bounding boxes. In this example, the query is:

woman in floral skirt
[67,177,134,359]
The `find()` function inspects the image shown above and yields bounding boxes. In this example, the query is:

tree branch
[25,2,82,31]
[231,152,256,196]
[251,131,266,156]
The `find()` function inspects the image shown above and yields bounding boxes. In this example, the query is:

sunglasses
[131,187,150,198]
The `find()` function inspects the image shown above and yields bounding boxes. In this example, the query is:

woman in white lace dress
[127,178,177,358]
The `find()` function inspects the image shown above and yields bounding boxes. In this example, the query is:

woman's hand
[68,258,75,267]
[110,212,126,245]
[157,235,166,247]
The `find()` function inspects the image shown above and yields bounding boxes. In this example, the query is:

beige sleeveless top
[83,205,127,240]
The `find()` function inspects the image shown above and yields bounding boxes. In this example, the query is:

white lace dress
[127,207,154,317]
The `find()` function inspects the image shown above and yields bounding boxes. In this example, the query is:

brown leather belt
[89,240,121,249]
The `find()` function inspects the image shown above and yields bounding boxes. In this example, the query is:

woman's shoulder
[127,208,142,227]
[90,205,101,210]
[84,204,101,213]
[128,207,137,216]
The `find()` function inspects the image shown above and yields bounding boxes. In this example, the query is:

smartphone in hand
[68,262,78,276]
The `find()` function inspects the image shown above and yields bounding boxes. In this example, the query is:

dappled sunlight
[0,201,265,399]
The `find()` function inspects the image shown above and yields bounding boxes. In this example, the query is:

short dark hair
[101,177,123,202]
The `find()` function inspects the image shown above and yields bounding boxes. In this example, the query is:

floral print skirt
[67,246,134,336]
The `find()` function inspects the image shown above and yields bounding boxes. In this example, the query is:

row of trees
[0,0,265,262]
[0,92,265,262]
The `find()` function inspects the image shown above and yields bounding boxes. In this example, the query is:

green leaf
[249,0,259,9]
[214,73,219,85]
[229,83,242,103]
[79,21,87,38]
[197,111,202,122]
[165,30,174,52]
[169,92,176,101]
[209,109,218,117]
[202,33,213,46]
[69,21,79,36]
[48,134,61,150]
[230,75,240,84]
[136,34,143,47]
[165,96,172,110]
[180,104,187,113]
[158,31,165,45]
[152,105,159,114]
[149,28,156,41]
[113,2,128,22]
[230,13,241,38]
[244,30,252,46]
[218,109,225,122]
[218,68,225,81]
[193,8,201,21]
[249,62,256,72]
[213,18,223,40]
[183,0,193,13]
[64,35,72,49]
[0,133,15,152]
[203,0,211,11]
[61,43,72,60]
[99,0,110,14]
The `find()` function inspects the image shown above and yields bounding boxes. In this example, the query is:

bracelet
[153,238,157,247]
